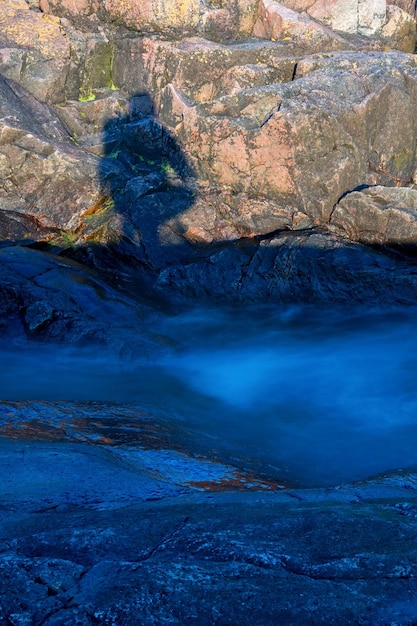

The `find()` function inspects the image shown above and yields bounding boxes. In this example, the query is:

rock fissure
[37,594,79,626]
[131,517,192,567]
[260,100,281,126]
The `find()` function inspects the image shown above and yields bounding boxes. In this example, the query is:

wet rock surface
[2,422,417,624]
[0,245,164,350]
[0,401,285,494]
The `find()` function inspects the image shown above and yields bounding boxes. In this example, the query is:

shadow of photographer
[54,90,200,305]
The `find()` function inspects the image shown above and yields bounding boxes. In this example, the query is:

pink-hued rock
[273,0,416,52]
[0,1,120,104]
[0,76,115,242]
[252,0,351,49]
[381,5,417,52]
[39,0,98,15]
[135,37,302,108]
[0,0,71,102]
[105,0,201,32]
[39,0,259,40]
[0,0,416,257]
[155,51,417,233]
[357,0,387,35]
[330,186,417,244]
[390,0,416,16]
[279,0,387,36]
[37,0,415,50]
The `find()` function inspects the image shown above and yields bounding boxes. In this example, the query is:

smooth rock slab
[0,401,285,495]
[0,439,187,508]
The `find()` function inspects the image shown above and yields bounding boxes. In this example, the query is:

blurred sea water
[1,304,417,487]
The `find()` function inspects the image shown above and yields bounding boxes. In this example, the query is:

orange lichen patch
[0,422,68,442]
[94,436,116,445]
[187,470,288,492]
[81,196,113,218]
[0,1,70,60]
[0,417,189,453]
[0,402,293,493]
[16,413,191,453]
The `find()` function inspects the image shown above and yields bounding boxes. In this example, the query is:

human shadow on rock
[72,92,197,303]
[3,79,417,312]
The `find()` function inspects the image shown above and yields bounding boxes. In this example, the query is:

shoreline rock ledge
[2,401,417,625]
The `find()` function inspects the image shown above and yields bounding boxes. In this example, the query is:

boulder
[318,0,386,36]
[381,4,417,52]
[0,76,114,242]
[0,1,125,104]
[330,185,417,245]
[157,51,417,231]
[135,37,305,105]
[276,0,387,35]
[252,0,353,50]
[390,0,416,16]
[39,0,99,17]
[257,0,416,51]
[0,0,71,102]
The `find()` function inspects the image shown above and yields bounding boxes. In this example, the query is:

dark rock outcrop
[0,245,162,351]
[156,229,417,304]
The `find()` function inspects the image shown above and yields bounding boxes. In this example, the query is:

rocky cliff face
[1,0,417,332]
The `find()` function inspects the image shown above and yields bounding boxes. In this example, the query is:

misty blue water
[2,304,417,487]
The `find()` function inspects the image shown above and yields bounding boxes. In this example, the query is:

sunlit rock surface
[0,2,416,302]
[331,185,417,244]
